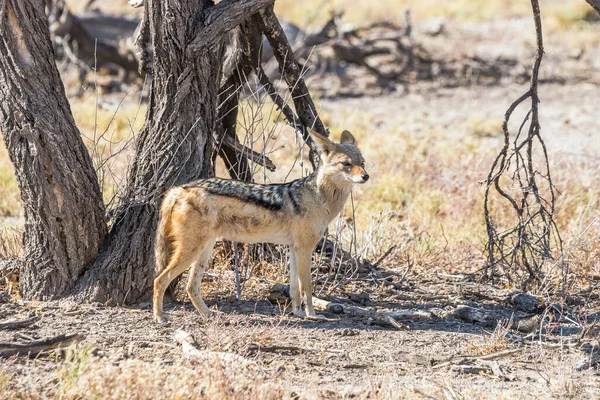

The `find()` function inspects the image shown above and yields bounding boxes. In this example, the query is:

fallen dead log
[313,297,409,330]
[48,1,141,74]
[458,282,542,313]
[0,315,40,330]
[451,364,492,375]
[449,305,542,333]
[385,310,435,321]
[0,333,84,358]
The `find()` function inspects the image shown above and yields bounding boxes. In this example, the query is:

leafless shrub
[483,0,563,292]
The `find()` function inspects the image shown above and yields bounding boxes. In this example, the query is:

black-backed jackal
[153,129,368,323]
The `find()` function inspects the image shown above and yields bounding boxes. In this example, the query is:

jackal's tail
[155,189,179,277]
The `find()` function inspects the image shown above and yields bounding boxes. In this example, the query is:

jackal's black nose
[362,174,369,182]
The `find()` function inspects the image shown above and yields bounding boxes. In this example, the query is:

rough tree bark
[73,0,274,304]
[0,0,107,299]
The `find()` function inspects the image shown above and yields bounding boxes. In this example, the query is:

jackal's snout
[350,165,369,183]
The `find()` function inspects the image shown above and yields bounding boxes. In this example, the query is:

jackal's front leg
[294,246,317,318]
[289,248,304,317]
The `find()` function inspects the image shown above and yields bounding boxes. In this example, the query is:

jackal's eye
[341,161,352,167]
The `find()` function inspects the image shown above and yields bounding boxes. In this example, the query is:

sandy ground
[1,269,599,398]
[319,82,600,157]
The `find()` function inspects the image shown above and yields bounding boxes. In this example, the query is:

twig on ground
[479,348,523,360]
[313,296,410,330]
[248,343,305,355]
[0,315,40,330]
[173,328,253,366]
[0,333,84,358]
[451,364,492,375]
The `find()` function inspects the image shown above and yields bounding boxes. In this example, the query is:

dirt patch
[1,270,599,399]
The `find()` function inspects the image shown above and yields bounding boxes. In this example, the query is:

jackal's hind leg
[186,241,215,318]
[153,245,202,323]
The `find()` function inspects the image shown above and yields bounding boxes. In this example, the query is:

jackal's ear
[307,128,335,155]
[340,130,356,145]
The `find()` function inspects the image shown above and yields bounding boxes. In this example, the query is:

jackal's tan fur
[153,129,368,323]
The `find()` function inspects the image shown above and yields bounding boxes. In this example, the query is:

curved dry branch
[254,6,329,168]
[483,0,562,292]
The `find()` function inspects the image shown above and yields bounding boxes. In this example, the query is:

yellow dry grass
[275,0,596,29]
[69,92,147,204]
[0,143,20,219]
[5,85,597,282]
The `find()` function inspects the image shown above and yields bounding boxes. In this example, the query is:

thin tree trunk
[216,21,262,181]
[585,0,600,15]
[254,6,328,138]
[0,0,107,299]
[253,6,329,167]
[74,0,273,304]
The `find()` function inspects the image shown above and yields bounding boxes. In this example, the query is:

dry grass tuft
[0,359,15,394]
[0,142,21,219]
[52,348,284,400]
[0,228,22,260]
[275,0,597,30]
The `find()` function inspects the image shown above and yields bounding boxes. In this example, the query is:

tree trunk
[73,0,273,304]
[0,0,107,299]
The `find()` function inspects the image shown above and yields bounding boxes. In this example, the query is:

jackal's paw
[306,314,327,321]
[154,314,171,325]
[292,309,306,318]
[203,309,223,318]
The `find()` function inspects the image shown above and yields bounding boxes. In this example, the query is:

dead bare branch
[221,135,276,172]
[0,315,40,330]
[483,0,562,291]
[0,333,84,358]
[254,6,329,167]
